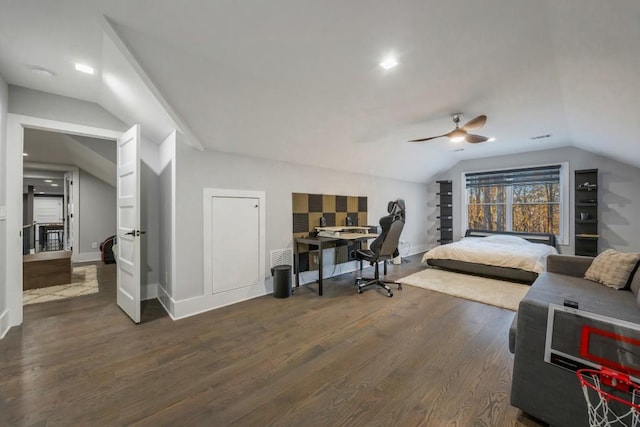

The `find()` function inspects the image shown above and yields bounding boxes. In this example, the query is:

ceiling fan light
[450,136,465,143]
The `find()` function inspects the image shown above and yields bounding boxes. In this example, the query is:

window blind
[465,165,561,188]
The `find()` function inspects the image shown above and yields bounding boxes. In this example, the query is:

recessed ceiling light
[22,152,28,156]
[74,63,95,75]
[27,65,56,77]
[379,57,399,70]
[51,183,59,187]
[44,179,52,183]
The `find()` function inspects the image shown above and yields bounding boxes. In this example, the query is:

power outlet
[91,242,98,249]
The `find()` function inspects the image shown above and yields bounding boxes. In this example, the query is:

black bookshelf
[436,180,453,245]
[574,169,598,256]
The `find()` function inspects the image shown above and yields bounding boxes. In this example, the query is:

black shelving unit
[574,169,598,256]
[436,180,453,245]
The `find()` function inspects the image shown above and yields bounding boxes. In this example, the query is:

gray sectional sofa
[509,254,640,427]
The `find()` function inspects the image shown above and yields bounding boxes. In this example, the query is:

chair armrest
[546,254,594,277]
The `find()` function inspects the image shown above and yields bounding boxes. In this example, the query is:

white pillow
[483,234,531,246]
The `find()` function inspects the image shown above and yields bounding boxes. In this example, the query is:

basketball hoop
[577,368,640,427]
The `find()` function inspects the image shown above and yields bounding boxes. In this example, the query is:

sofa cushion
[584,249,640,290]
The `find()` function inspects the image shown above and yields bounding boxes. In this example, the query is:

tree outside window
[466,166,561,236]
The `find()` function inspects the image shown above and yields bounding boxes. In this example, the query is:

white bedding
[421,234,558,273]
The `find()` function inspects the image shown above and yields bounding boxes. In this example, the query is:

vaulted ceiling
[1,0,639,183]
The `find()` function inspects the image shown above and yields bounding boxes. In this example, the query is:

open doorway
[21,129,117,305]
[23,166,74,255]
[5,115,122,327]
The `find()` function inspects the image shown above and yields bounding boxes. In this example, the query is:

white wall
[435,146,640,254]
[0,73,9,338]
[173,137,429,308]
[77,170,116,258]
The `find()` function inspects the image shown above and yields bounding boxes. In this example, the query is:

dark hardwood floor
[0,255,544,426]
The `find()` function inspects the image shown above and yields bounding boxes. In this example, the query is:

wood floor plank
[0,257,546,426]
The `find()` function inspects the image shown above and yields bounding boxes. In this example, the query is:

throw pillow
[584,249,640,290]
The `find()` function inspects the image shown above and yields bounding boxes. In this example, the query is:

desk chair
[355,199,405,297]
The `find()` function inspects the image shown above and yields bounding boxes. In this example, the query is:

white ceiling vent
[530,134,552,140]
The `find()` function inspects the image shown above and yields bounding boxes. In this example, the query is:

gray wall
[0,73,8,329]
[70,135,117,163]
[174,137,429,301]
[434,146,640,254]
[159,162,173,296]
[9,86,127,131]
[78,170,117,255]
[140,161,160,289]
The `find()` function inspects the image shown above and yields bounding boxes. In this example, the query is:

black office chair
[355,199,405,297]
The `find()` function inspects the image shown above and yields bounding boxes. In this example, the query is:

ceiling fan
[409,113,489,144]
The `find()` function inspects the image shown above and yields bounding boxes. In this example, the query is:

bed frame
[426,229,557,284]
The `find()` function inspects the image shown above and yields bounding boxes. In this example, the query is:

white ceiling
[1,0,639,183]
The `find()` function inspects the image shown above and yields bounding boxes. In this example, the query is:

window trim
[460,162,569,245]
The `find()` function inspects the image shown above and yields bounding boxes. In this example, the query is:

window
[464,164,567,242]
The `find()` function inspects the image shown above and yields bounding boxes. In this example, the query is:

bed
[422,229,558,283]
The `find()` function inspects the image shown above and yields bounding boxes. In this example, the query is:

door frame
[24,162,80,258]
[5,114,121,328]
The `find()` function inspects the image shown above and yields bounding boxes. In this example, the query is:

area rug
[398,268,529,311]
[23,265,99,305]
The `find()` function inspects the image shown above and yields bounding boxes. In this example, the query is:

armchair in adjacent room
[355,199,406,297]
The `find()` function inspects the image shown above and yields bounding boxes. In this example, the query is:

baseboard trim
[171,285,267,320]
[408,243,430,256]
[74,251,102,263]
[0,309,10,340]
[156,284,176,320]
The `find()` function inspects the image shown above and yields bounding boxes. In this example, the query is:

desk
[293,233,378,296]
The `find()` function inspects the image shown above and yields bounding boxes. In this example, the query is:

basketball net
[578,368,640,427]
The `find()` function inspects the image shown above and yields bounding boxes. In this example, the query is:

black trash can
[272,265,292,298]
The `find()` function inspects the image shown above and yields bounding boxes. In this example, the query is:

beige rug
[398,268,530,311]
[23,265,99,305]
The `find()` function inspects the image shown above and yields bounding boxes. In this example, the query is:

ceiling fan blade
[465,134,489,144]
[408,134,447,143]
[461,115,487,131]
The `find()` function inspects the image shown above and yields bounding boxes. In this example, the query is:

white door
[116,125,141,323]
[63,172,73,251]
[211,196,260,293]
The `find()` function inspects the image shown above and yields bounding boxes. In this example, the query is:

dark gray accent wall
[434,146,640,254]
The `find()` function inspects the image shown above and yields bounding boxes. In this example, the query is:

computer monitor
[545,303,640,382]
